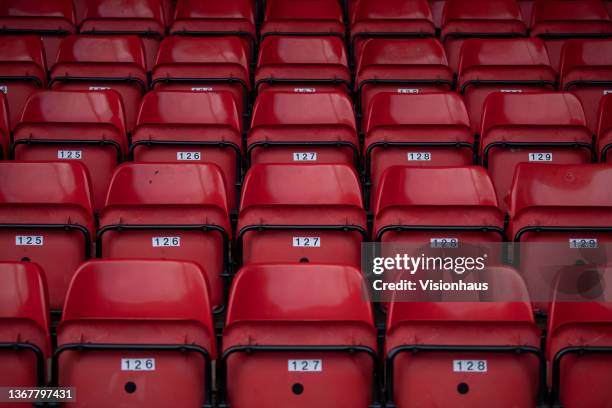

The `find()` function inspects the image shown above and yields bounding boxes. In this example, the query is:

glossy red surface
[598,94,612,161]
[0,93,8,158]
[79,0,165,29]
[54,34,146,67]
[261,0,344,36]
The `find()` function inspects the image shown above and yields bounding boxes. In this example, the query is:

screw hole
[457,382,469,395]
[20,257,30,262]
[292,383,304,395]
[125,381,137,394]
[299,257,309,263]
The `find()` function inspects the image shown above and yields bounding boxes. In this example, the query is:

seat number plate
[121,358,155,371]
[288,359,322,372]
[528,152,552,162]
[569,238,598,248]
[15,235,43,246]
[407,152,431,161]
[152,237,180,247]
[293,237,320,247]
[177,152,201,161]
[453,360,487,372]
[293,152,317,161]
[57,150,82,159]
[430,238,459,248]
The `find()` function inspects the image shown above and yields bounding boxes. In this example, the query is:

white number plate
[176,152,201,161]
[293,88,316,93]
[397,88,419,94]
[292,237,320,247]
[408,152,431,161]
[430,238,459,248]
[57,150,82,159]
[528,152,552,162]
[152,237,180,247]
[500,89,523,93]
[604,90,612,95]
[293,152,317,161]
[121,358,155,371]
[453,360,487,372]
[15,235,43,246]
[191,87,213,92]
[288,359,322,372]
[0,85,7,94]
[569,238,598,248]
[88,86,111,91]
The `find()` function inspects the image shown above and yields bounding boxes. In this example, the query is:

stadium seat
[373,166,506,260]
[480,92,594,211]
[221,263,378,408]
[151,36,250,124]
[548,268,612,408]
[78,0,166,71]
[0,262,50,393]
[0,162,94,311]
[54,259,216,408]
[98,163,231,310]
[385,266,544,407]
[0,0,76,68]
[598,93,612,162]
[132,91,242,211]
[248,89,358,168]
[440,0,528,73]
[0,35,46,129]
[363,92,473,207]
[50,35,147,133]
[350,0,435,61]
[508,163,612,313]
[458,38,557,133]
[255,36,350,94]
[238,163,366,267]
[261,0,344,38]
[354,38,453,117]
[560,39,612,133]
[170,0,256,59]
[530,0,612,71]
[12,90,127,211]
[0,93,8,159]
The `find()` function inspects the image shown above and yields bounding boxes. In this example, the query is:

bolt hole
[292,383,304,395]
[125,382,137,394]
[20,257,30,262]
[457,382,469,395]
[299,257,309,263]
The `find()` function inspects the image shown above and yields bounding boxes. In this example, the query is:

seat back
[56,259,215,407]
[13,90,127,211]
[560,39,612,132]
[458,38,557,132]
[598,93,612,161]
[481,92,593,211]
[0,161,94,310]
[261,0,344,37]
[0,262,50,388]
[223,263,377,408]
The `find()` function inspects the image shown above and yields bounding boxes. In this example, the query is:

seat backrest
[224,263,375,346]
[263,0,343,27]
[0,0,75,30]
[351,0,435,35]
[560,39,612,88]
[441,0,526,34]
[172,0,255,34]
[0,261,50,356]
[531,0,612,32]
[79,0,165,34]
[0,35,47,83]
[59,259,215,355]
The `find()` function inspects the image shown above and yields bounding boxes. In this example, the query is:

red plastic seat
[238,163,366,267]
[386,266,543,407]
[0,162,94,311]
[530,0,612,71]
[132,90,242,211]
[373,166,505,260]
[480,92,594,211]
[0,93,8,159]
[255,36,350,94]
[441,0,527,73]
[350,0,435,61]
[248,89,358,168]
[152,36,250,122]
[548,268,612,408]
[78,0,165,71]
[261,0,344,38]
[171,0,256,58]
[0,35,46,129]
[0,262,50,392]
[560,39,612,133]
[221,263,378,408]
[98,163,231,310]
[458,38,557,132]
[50,35,147,133]
[508,163,612,313]
[55,259,216,408]
[0,0,76,68]
[354,38,453,117]
[363,92,473,207]
[13,90,127,212]
[598,94,612,162]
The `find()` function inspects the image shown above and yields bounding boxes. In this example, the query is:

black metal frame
[442,32,526,41]
[218,344,381,408]
[254,77,350,94]
[535,33,612,40]
[0,223,92,259]
[0,75,43,88]
[79,30,163,39]
[563,80,612,91]
[602,143,611,162]
[375,225,507,242]
[0,28,71,36]
[551,345,612,407]
[51,343,213,408]
[10,138,124,163]
[384,344,547,407]
[459,79,556,95]
[482,141,596,168]
[48,76,148,94]
[246,140,360,168]
[0,342,46,387]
